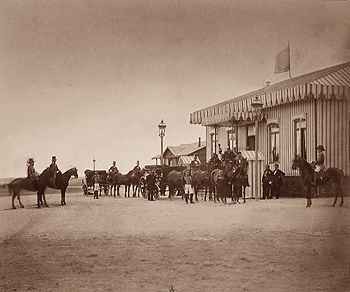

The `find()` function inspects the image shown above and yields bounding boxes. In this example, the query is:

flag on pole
[274,44,290,74]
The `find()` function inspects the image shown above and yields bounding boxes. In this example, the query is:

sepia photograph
[0,0,349,291]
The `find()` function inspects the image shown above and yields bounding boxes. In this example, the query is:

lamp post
[251,96,264,200]
[93,158,96,172]
[158,120,166,166]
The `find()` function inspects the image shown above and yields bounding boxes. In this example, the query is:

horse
[112,172,131,197]
[127,169,143,197]
[8,167,78,209]
[231,159,249,203]
[158,166,186,199]
[210,168,228,203]
[191,168,211,201]
[39,167,79,206]
[84,170,108,196]
[292,155,344,207]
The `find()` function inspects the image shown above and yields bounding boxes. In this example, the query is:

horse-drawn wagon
[83,169,109,196]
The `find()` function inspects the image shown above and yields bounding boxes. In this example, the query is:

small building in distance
[161,138,206,167]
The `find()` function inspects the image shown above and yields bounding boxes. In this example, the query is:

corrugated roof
[167,142,206,157]
[190,61,350,126]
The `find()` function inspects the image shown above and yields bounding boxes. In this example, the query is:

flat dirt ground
[1,191,350,292]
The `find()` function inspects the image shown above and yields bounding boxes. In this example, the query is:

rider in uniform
[109,161,119,175]
[49,156,60,188]
[27,158,39,188]
[190,154,201,172]
[314,145,326,185]
[133,160,141,172]
[208,153,222,170]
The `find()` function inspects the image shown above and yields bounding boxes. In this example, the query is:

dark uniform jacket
[262,169,273,184]
[272,169,285,187]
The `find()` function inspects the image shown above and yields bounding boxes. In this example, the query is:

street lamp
[251,96,264,200]
[158,120,166,166]
[93,158,96,172]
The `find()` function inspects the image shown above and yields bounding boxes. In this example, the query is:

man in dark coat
[262,164,273,199]
[49,156,60,188]
[271,163,285,199]
[208,153,222,171]
[146,170,157,201]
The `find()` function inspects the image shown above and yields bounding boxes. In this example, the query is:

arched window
[268,123,280,163]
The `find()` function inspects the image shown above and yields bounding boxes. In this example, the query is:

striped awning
[190,61,350,126]
[240,150,264,161]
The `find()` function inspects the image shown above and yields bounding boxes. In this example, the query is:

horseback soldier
[222,147,236,163]
[109,161,119,175]
[314,145,326,185]
[27,158,39,188]
[208,153,222,170]
[133,160,141,172]
[49,156,60,188]
[190,154,201,171]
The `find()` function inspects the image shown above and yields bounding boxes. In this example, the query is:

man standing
[262,164,273,199]
[146,170,156,201]
[271,163,285,199]
[49,156,60,188]
[183,169,194,204]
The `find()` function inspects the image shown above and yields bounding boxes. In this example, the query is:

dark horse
[158,166,186,199]
[8,167,78,209]
[108,172,131,197]
[292,155,344,208]
[128,169,143,197]
[191,167,212,201]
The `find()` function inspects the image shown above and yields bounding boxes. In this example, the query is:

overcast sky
[0,0,349,177]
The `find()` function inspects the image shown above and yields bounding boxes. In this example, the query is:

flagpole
[288,41,292,79]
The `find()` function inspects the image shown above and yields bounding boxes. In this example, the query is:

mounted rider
[109,161,119,175]
[27,158,39,188]
[133,160,141,172]
[222,147,236,163]
[190,154,201,172]
[208,153,222,171]
[313,145,326,184]
[49,156,60,188]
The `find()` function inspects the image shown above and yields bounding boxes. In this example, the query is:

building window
[294,118,307,160]
[210,132,217,157]
[227,129,237,151]
[246,125,255,151]
[268,124,280,163]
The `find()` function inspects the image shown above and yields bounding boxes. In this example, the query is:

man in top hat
[49,156,60,188]
[27,158,39,188]
[314,145,326,185]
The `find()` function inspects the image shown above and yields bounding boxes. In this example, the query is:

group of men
[26,156,60,188]
[262,163,285,199]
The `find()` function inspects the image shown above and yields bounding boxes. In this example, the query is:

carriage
[83,169,109,196]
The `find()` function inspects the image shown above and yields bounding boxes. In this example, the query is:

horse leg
[42,192,48,207]
[332,184,338,207]
[243,187,246,204]
[36,191,41,208]
[17,194,24,208]
[306,186,312,208]
[12,192,17,209]
[61,190,66,206]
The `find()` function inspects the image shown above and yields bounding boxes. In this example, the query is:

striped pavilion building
[190,61,350,197]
